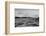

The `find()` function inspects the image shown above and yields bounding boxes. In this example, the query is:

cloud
[15,9,39,17]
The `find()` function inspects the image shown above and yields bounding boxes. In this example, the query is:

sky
[15,9,39,18]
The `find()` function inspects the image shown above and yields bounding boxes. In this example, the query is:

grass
[15,17,39,27]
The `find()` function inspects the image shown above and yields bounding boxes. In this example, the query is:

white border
[10,3,44,33]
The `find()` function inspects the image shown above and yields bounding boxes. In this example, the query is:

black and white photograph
[6,2,44,34]
[15,9,39,27]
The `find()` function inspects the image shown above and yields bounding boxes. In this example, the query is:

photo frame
[5,1,45,34]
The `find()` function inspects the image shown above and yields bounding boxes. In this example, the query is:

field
[15,17,39,27]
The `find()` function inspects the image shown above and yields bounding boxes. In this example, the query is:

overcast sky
[15,9,39,18]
